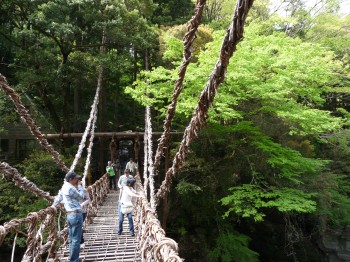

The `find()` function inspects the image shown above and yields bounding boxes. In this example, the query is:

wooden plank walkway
[57,190,141,262]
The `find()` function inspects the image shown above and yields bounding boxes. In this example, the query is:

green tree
[0,0,160,134]
[151,0,194,25]
[128,19,348,260]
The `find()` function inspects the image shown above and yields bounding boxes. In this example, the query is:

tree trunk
[74,83,80,132]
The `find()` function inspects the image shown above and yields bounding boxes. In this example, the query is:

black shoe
[130,233,135,237]
[118,232,122,235]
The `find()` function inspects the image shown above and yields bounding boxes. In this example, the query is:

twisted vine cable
[0,74,69,173]
[70,29,106,173]
[145,106,156,210]
[155,0,255,203]
[152,0,207,175]
[81,65,103,186]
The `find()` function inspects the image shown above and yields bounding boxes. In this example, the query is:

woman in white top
[118,178,141,236]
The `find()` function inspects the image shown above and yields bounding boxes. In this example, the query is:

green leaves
[129,21,344,135]
[208,232,259,262]
[176,180,203,195]
[229,121,329,182]
[221,185,316,222]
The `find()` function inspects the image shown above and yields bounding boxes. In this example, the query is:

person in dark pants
[106,161,117,190]
[78,177,90,248]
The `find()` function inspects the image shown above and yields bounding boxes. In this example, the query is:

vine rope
[134,173,183,261]
[155,0,255,203]
[0,162,54,202]
[153,0,206,174]
[79,29,106,185]
[143,118,150,195]
[81,65,103,186]
[0,174,109,260]
[145,106,156,210]
[69,68,101,173]
[0,74,69,173]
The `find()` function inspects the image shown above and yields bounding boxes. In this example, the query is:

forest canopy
[1,0,350,261]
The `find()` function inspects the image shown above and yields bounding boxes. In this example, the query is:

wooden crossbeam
[44,131,183,139]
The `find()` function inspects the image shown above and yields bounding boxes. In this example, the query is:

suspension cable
[0,162,54,202]
[152,0,206,174]
[70,29,106,177]
[155,0,255,203]
[69,69,101,173]
[0,74,69,173]
[145,106,156,210]
[143,117,149,195]
[81,64,103,186]
[82,111,97,187]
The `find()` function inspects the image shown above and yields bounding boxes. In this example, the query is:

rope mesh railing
[134,173,182,262]
[0,174,109,261]
[155,0,255,203]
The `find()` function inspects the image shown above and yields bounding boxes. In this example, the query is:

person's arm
[125,186,141,198]
[81,199,89,208]
[80,189,90,208]
[117,176,123,188]
[52,189,63,207]
[69,185,85,201]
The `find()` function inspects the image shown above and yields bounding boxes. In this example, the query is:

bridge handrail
[134,173,183,261]
[0,173,109,261]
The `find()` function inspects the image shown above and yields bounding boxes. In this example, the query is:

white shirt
[126,161,138,172]
[118,174,134,189]
[120,186,139,206]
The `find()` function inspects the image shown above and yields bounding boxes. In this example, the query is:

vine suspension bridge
[0,0,254,261]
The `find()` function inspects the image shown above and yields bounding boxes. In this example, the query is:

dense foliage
[1,0,349,261]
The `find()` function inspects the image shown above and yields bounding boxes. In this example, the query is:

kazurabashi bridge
[0,0,254,261]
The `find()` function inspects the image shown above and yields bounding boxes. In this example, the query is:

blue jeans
[118,204,134,235]
[67,213,83,262]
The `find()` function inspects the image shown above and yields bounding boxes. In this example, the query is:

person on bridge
[78,177,90,249]
[52,172,86,262]
[117,169,134,190]
[117,168,134,204]
[125,158,137,175]
[106,161,117,190]
[118,178,141,236]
